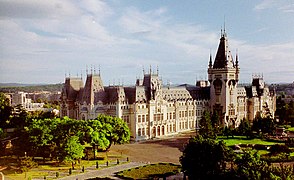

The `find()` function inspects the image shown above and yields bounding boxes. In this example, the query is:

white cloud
[254,0,277,11]
[0,1,293,84]
[279,3,294,13]
[230,39,294,83]
[254,0,294,14]
[119,7,218,60]
[0,0,79,19]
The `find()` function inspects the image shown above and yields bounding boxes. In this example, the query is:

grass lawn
[287,127,294,132]
[116,163,180,179]
[256,150,270,156]
[3,171,48,180]
[217,136,284,146]
[1,152,124,180]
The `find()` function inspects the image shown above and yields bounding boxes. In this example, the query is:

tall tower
[142,66,162,101]
[208,30,240,127]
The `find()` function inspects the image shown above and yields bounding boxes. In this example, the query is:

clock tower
[208,30,240,127]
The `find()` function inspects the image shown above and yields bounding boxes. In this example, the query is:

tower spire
[149,65,152,74]
[236,49,239,67]
[209,51,212,68]
[223,15,226,36]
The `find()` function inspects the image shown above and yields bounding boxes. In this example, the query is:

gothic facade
[60,31,276,141]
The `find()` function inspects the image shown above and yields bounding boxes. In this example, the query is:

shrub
[270,144,291,155]
[286,138,294,147]
[269,163,294,179]
[253,144,268,150]
[18,156,38,173]
[261,154,294,163]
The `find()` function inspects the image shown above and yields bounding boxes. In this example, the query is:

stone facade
[60,31,276,141]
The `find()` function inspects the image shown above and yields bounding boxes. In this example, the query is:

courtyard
[110,130,196,164]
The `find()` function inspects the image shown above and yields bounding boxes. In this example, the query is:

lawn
[287,127,294,132]
[1,152,125,180]
[217,136,284,146]
[116,163,180,179]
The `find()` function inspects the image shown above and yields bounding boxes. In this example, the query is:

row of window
[137,121,197,135]
[121,105,129,109]
[167,112,176,120]
[122,115,130,123]
[138,114,149,123]
[153,113,163,121]
[178,120,196,130]
[196,109,204,116]
[137,104,147,109]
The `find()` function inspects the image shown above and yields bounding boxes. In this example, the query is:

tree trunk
[93,144,96,160]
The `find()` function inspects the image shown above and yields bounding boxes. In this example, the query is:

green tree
[0,92,12,128]
[287,100,294,126]
[27,119,55,147]
[223,126,235,138]
[83,119,110,158]
[10,104,28,128]
[0,128,4,139]
[199,111,215,138]
[95,114,131,151]
[180,135,233,179]
[24,118,56,157]
[237,118,252,138]
[234,151,270,180]
[252,115,276,135]
[211,111,220,129]
[275,96,287,124]
[23,115,130,162]
[58,136,85,162]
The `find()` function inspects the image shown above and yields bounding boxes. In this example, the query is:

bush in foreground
[116,163,180,179]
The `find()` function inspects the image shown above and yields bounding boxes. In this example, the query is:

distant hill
[0,83,48,87]
[0,83,64,93]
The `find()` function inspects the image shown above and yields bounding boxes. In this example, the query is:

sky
[0,0,294,85]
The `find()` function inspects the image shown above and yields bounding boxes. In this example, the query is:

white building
[60,30,276,141]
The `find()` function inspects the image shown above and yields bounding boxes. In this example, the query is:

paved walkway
[58,162,146,180]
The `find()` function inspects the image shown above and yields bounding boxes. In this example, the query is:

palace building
[60,30,276,141]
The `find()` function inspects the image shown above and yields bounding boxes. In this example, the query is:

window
[138,128,141,136]
[229,109,235,116]
[138,115,141,123]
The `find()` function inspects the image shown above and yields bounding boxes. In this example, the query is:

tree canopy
[0,92,12,128]
[180,135,233,179]
[199,111,216,138]
[22,115,130,162]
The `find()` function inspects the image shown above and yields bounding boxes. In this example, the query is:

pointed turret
[209,53,212,68]
[213,31,234,69]
[235,49,239,68]
[235,51,240,82]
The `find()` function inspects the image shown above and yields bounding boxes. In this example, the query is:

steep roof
[213,32,235,69]
[62,77,83,101]
[81,74,105,104]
